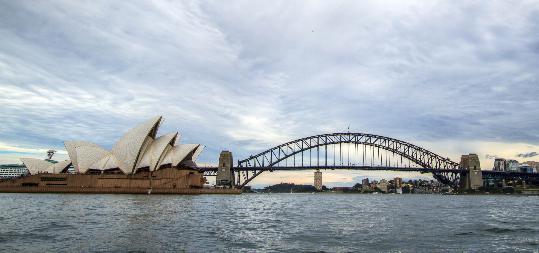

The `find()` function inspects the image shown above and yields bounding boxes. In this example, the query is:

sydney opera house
[0,116,238,194]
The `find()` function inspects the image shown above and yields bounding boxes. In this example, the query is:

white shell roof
[112,116,162,174]
[20,158,72,174]
[150,133,178,171]
[52,160,72,173]
[192,145,205,162]
[21,158,54,174]
[180,159,198,168]
[39,116,205,175]
[90,153,120,171]
[159,147,176,167]
[159,144,199,168]
[76,145,110,174]
[135,138,154,169]
[178,144,200,162]
[137,132,178,171]
[64,141,102,171]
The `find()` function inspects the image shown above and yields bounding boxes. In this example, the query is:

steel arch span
[236,133,461,189]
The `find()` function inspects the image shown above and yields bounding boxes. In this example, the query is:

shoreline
[0,186,241,195]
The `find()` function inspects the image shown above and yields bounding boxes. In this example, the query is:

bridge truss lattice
[235,133,461,188]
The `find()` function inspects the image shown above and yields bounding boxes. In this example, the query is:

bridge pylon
[216,151,235,187]
[314,170,323,191]
[458,154,483,191]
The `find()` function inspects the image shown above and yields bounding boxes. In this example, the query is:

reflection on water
[0,193,538,252]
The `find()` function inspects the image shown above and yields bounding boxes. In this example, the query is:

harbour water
[0,193,538,252]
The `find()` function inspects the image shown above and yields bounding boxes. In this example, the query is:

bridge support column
[216,151,235,187]
[314,170,323,191]
[459,154,483,191]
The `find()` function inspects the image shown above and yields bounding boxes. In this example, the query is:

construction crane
[46,150,56,160]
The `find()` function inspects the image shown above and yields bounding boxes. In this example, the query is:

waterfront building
[314,170,322,191]
[370,180,378,190]
[493,158,507,171]
[525,161,539,171]
[19,116,204,175]
[394,177,402,188]
[394,177,403,194]
[518,164,535,173]
[0,164,28,179]
[362,178,370,190]
[377,179,389,193]
[506,160,520,172]
[0,116,232,194]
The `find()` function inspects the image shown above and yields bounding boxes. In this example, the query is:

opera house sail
[0,116,239,194]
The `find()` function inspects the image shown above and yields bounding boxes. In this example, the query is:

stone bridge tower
[459,153,483,190]
[216,151,235,187]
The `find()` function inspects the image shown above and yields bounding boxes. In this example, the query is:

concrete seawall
[0,186,241,195]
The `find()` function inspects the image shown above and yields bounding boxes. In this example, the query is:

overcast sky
[1,1,538,186]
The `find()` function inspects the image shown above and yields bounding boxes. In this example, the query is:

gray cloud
[0,0,538,165]
[516,152,539,158]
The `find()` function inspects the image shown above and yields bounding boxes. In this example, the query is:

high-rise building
[493,158,507,171]
[314,170,322,191]
[394,177,403,193]
[362,178,370,190]
[394,177,403,188]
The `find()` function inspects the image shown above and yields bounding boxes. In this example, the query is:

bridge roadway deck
[198,166,466,173]
[198,166,539,179]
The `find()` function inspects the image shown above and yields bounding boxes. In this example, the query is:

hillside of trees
[263,183,318,193]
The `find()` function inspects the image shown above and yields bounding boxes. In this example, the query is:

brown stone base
[0,168,242,195]
[0,186,241,194]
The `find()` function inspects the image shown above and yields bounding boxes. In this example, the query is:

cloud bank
[1,1,538,185]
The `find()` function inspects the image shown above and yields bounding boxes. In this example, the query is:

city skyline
[1,1,538,187]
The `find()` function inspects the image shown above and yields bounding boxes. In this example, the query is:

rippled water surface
[0,193,538,252]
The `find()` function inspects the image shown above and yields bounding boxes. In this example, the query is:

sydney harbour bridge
[200,133,539,190]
